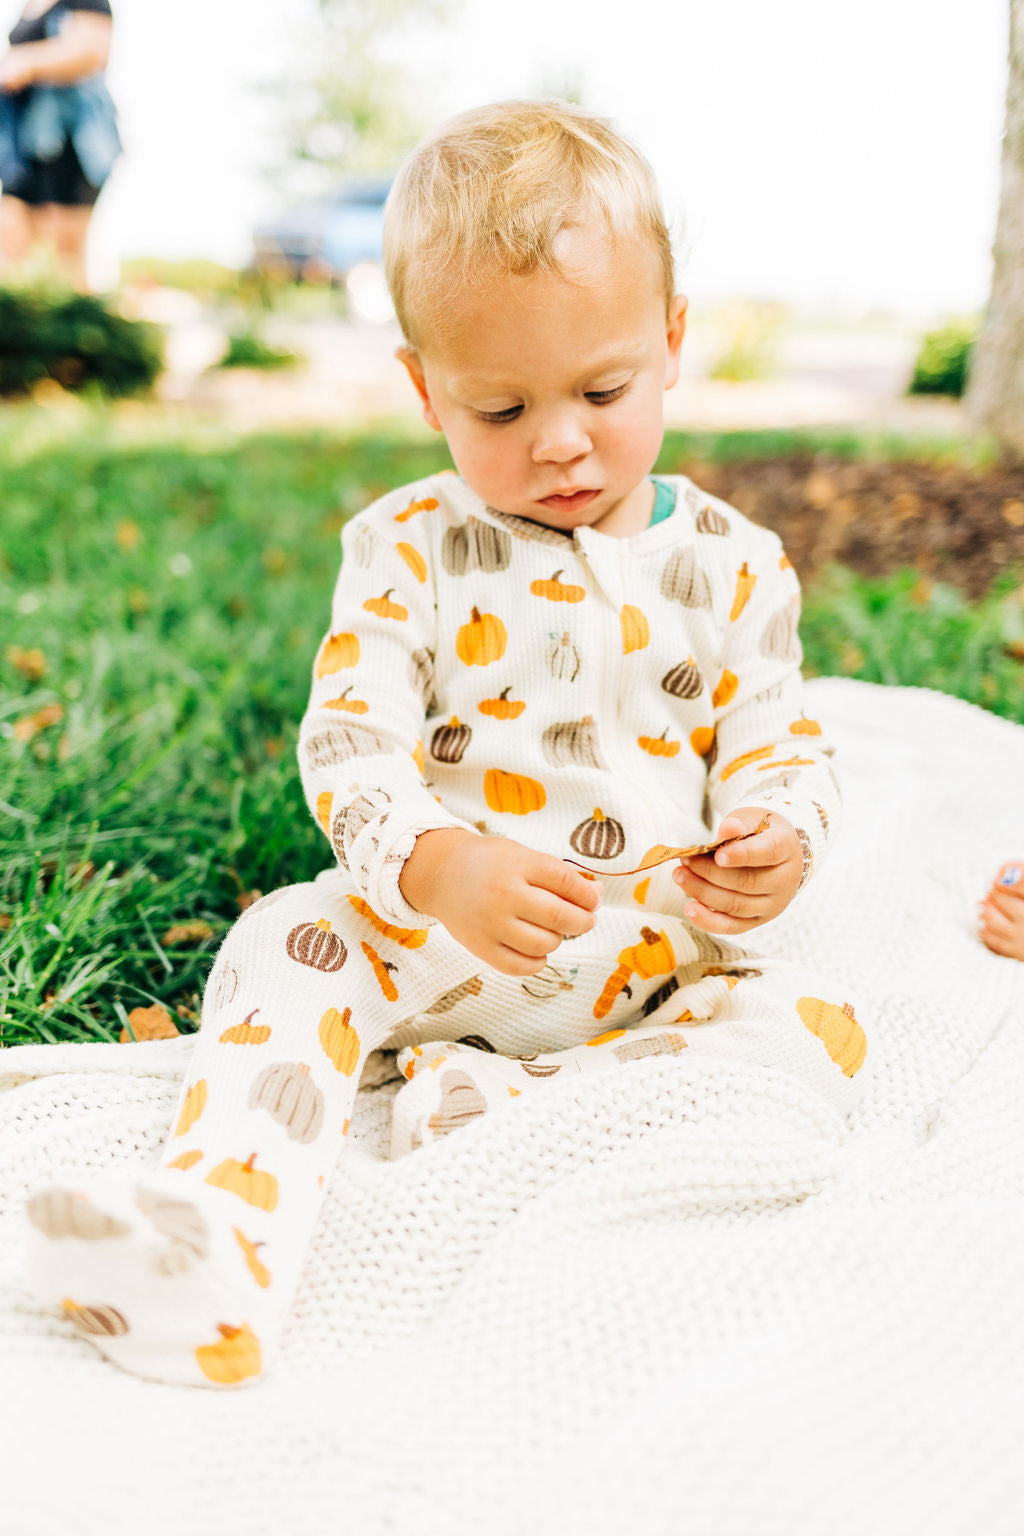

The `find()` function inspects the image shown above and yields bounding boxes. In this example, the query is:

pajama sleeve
[297,507,481,926]
[704,521,840,891]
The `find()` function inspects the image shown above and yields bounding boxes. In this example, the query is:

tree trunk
[966,0,1024,459]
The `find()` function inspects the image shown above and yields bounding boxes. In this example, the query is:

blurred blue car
[252,178,391,282]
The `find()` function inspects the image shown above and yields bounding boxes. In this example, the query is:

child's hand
[672,807,803,934]
[978,863,1024,960]
[400,828,602,975]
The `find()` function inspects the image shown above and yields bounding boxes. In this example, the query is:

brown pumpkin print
[796,996,867,1076]
[431,717,472,763]
[234,1227,271,1288]
[195,1322,263,1384]
[62,1300,129,1337]
[571,808,626,861]
[396,542,428,582]
[361,940,399,1001]
[363,588,408,621]
[660,547,711,608]
[318,1005,361,1075]
[690,726,715,757]
[730,562,757,621]
[484,768,546,815]
[661,657,703,700]
[521,1061,562,1078]
[316,791,333,833]
[219,1009,272,1046]
[408,646,435,704]
[135,1189,208,1260]
[302,723,387,769]
[212,960,240,1011]
[286,918,347,972]
[323,687,369,715]
[620,604,650,653]
[26,1189,130,1242]
[613,1032,687,1063]
[711,670,739,708]
[478,685,526,720]
[206,1153,279,1211]
[547,630,582,681]
[316,631,359,677]
[248,1061,326,1144]
[795,826,814,887]
[761,600,801,660]
[696,503,729,536]
[174,1078,208,1137]
[456,606,507,666]
[520,962,578,1001]
[530,569,586,603]
[813,801,829,836]
[427,1070,487,1136]
[641,974,680,1016]
[425,975,484,1013]
[441,517,512,575]
[542,716,601,769]
[394,494,438,523]
[346,895,429,948]
[638,729,680,758]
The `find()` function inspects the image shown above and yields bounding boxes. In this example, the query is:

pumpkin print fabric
[297,473,840,931]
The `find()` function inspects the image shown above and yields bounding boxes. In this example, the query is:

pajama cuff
[731,795,835,893]
[365,810,483,929]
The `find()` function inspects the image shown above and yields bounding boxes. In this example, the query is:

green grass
[2,419,1021,1046]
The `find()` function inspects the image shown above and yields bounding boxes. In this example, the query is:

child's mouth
[538,489,599,513]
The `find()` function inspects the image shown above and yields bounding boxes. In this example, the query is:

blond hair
[383,99,675,348]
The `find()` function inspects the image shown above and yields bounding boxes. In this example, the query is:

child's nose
[530,409,592,464]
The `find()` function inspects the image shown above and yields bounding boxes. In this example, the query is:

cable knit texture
[3,679,1024,1534]
[298,473,839,925]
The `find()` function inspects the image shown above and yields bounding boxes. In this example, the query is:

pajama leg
[389,1022,691,1156]
[24,877,475,1388]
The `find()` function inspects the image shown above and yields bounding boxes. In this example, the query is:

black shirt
[9,0,111,48]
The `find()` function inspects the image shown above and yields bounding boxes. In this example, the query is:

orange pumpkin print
[757,756,815,771]
[195,1322,262,1384]
[316,791,332,832]
[396,542,428,582]
[323,687,369,714]
[594,927,676,1019]
[484,768,547,815]
[638,729,679,758]
[219,1009,272,1046]
[620,604,650,654]
[318,1005,361,1075]
[633,877,651,905]
[730,562,757,621]
[711,670,738,708]
[394,494,438,523]
[167,1149,203,1171]
[174,1079,207,1137]
[479,685,526,720]
[206,1153,279,1211]
[789,716,823,736]
[720,745,774,782]
[361,941,399,1001]
[586,1028,627,1047]
[530,570,586,603]
[796,996,867,1076]
[690,727,715,757]
[346,895,429,948]
[363,589,408,621]
[456,606,507,666]
[233,1228,271,1289]
[412,739,425,774]
[316,632,359,676]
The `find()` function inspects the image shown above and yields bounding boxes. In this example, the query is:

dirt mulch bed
[669,455,1024,599]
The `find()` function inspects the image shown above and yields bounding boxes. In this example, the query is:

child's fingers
[675,862,774,920]
[678,852,782,897]
[983,889,1024,922]
[678,897,761,936]
[993,862,1024,893]
[979,901,1016,939]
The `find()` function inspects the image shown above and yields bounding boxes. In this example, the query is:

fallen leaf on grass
[236,889,263,912]
[120,1004,180,1042]
[6,645,46,681]
[12,703,64,741]
[161,920,214,946]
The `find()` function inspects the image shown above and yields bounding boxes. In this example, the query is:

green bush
[0,285,163,398]
[215,328,304,371]
[907,318,977,397]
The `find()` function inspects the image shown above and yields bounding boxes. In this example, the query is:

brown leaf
[6,645,46,681]
[236,889,263,912]
[0,913,12,931]
[1001,499,1024,529]
[161,920,214,946]
[12,703,64,741]
[120,1004,180,1042]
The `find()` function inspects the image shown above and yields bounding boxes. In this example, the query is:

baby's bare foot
[978,862,1024,961]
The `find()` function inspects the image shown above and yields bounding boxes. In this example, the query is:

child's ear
[396,346,443,431]
[663,296,688,391]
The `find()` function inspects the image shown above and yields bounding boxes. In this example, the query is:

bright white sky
[3,0,1010,315]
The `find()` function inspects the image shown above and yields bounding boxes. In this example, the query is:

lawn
[2,414,1023,1046]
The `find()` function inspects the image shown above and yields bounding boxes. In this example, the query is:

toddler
[25,99,869,1387]
[979,862,1024,959]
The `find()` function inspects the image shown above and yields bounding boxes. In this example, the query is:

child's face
[399,229,687,538]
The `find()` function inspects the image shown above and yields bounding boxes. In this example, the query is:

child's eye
[585,384,629,405]
[476,406,523,423]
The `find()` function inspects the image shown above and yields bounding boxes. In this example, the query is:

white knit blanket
[3,677,1024,1536]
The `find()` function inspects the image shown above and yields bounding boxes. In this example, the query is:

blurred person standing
[0,0,119,290]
